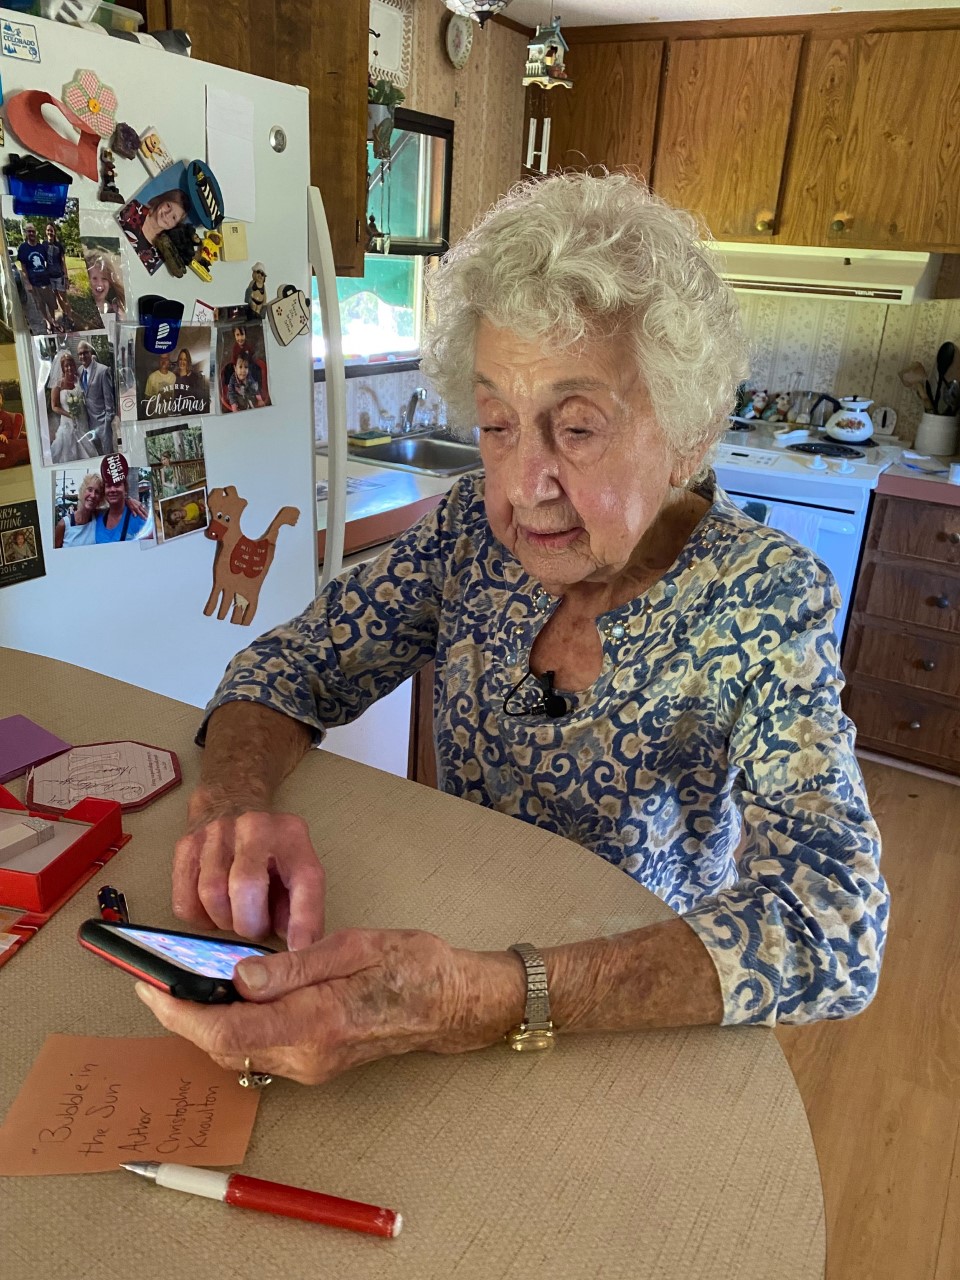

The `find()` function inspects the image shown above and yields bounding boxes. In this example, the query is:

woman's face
[154,199,185,232]
[80,480,103,512]
[88,265,110,304]
[475,322,688,594]
[104,481,126,509]
[61,356,77,385]
[177,351,191,375]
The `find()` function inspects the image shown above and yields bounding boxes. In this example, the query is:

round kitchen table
[0,651,825,1279]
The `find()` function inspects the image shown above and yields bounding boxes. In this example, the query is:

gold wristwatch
[505,941,556,1051]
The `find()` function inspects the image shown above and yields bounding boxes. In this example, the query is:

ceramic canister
[913,413,960,457]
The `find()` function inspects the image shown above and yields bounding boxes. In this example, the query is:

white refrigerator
[0,13,348,707]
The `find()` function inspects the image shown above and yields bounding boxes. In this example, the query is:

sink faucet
[401,387,427,433]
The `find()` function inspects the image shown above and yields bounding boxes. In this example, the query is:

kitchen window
[312,255,423,365]
[313,110,451,369]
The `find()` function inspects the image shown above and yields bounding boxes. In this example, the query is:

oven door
[727,492,861,640]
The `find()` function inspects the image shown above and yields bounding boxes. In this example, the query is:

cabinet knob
[755,218,773,233]
[921,658,937,672]
[830,218,848,233]
[948,531,960,545]
[934,595,951,609]
[908,720,922,731]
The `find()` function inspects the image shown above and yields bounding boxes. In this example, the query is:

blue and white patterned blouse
[205,472,888,1028]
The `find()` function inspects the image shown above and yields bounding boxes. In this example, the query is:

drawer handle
[920,658,937,672]
[949,531,960,545]
[934,595,951,609]
[908,720,922,731]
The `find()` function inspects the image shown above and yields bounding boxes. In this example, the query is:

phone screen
[112,927,271,978]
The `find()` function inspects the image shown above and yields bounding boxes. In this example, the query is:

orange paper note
[0,1035,261,1176]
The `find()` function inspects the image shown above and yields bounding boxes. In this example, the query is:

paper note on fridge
[206,87,256,223]
[0,1034,261,1175]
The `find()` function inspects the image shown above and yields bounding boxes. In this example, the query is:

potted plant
[368,77,404,160]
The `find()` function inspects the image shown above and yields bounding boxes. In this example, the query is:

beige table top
[1,650,825,1280]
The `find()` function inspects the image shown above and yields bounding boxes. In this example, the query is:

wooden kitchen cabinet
[778,29,960,250]
[539,40,663,177]
[653,36,801,240]
[842,493,960,775]
[149,0,368,275]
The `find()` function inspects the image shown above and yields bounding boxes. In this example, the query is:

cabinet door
[545,41,663,178]
[653,36,801,240]
[780,30,960,250]
[166,0,367,276]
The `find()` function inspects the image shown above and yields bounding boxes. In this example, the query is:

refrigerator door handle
[308,185,347,589]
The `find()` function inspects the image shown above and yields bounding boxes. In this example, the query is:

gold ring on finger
[238,1056,273,1089]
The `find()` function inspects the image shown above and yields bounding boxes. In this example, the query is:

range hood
[707,241,942,305]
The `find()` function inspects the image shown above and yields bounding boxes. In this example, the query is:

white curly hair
[421,172,748,468]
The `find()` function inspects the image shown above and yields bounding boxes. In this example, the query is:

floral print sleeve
[202,473,888,1027]
[680,559,888,1026]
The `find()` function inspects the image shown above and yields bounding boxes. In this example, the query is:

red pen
[120,1161,402,1238]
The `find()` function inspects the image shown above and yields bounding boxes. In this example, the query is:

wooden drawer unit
[850,624,960,701]
[845,686,960,767]
[843,493,960,775]
[861,562,960,634]
[876,499,960,565]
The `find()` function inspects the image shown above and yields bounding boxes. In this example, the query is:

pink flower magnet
[61,69,118,140]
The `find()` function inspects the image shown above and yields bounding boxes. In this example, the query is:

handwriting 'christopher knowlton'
[0,1034,260,1175]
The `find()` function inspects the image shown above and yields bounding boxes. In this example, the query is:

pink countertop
[878,461,960,506]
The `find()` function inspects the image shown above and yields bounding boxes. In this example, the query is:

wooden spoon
[899,362,934,411]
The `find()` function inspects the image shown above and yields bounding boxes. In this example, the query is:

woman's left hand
[134,928,526,1086]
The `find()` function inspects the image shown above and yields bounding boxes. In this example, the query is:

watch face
[446,15,473,70]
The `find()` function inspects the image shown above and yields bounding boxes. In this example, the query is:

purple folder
[0,716,71,784]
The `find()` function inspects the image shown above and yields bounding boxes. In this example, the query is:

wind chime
[367,20,405,254]
[523,6,573,176]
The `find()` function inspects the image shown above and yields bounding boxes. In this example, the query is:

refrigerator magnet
[203,486,299,627]
[216,321,270,412]
[61,69,118,141]
[266,285,310,346]
[137,127,175,178]
[4,90,99,181]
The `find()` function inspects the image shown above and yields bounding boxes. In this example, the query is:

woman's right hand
[172,799,326,951]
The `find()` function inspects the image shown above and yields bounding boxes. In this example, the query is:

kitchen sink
[347,431,482,476]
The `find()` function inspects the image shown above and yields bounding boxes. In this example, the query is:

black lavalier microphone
[503,668,570,718]
[540,670,569,718]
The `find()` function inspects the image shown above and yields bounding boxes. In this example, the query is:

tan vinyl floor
[776,757,960,1280]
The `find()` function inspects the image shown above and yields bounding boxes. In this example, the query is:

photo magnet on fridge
[36,332,118,464]
[0,341,30,475]
[0,499,45,588]
[3,197,106,336]
[145,421,208,543]
[52,452,154,549]
[216,321,270,412]
[131,325,212,422]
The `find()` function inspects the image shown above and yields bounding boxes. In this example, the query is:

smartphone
[78,919,276,1003]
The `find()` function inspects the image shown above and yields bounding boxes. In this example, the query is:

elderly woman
[140,174,888,1085]
[54,471,103,548]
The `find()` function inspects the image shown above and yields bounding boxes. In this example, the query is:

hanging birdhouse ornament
[523,17,572,89]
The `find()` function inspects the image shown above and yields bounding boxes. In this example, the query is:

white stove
[713,423,903,643]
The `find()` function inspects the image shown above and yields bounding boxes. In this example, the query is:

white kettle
[824,396,874,444]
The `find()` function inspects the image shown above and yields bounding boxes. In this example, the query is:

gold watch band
[506,942,555,1051]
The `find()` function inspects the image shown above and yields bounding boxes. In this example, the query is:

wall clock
[445,14,474,70]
